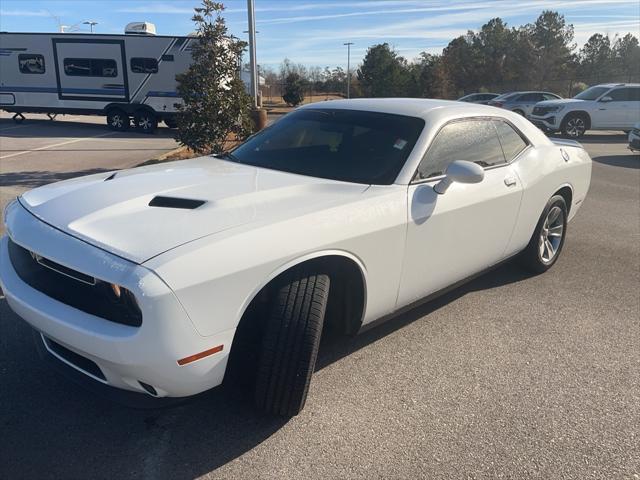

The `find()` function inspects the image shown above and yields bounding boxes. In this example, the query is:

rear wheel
[520,195,568,273]
[134,110,157,134]
[561,113,588,138]
[106,108,129,131]
[255,268,330,417]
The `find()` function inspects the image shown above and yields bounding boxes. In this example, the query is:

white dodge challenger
[0,99,591,416]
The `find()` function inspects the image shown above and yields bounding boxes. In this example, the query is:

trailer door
[53,38,128,102]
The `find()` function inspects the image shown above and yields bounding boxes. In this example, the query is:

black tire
[255,268,330,417]
[561,113,588,138]
[520,195,568,273]
[164,117,178,129]
[106,108,129,131]
[134,110,157,134]
[513,109,525,116]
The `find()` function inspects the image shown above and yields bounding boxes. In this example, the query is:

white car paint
[529,83,640,133]
[0,98,592,398]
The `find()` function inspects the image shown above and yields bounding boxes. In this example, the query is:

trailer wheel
[134,110,157,134]
[106,109,129,131]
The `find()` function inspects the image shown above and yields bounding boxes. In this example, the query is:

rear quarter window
[493,120,528,161]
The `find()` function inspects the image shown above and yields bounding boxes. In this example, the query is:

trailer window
[64,58,117,77]
[130,57,158,74]
[18,54,45,74]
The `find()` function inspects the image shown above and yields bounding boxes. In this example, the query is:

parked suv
[488,91,562,116]
[530,83,640,138]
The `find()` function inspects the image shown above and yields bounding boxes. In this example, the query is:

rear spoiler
[550,138,584,149]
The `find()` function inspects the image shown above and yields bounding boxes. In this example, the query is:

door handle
[504,176,517,187]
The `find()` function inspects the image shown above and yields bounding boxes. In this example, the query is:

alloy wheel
[566,117,586,137]
[111,115,124,129]
[539,206,564,263]
[139,116,152,130]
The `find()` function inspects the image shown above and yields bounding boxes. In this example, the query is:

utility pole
[247,0,258,108]
[343,42,354,98]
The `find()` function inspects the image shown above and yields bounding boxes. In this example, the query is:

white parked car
[0,99,592,416]
[530,83,640,138]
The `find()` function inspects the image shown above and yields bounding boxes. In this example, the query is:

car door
[519,93,544,116]
[53,38,128,102]
[397,118,524,307]
[592,87,629,128]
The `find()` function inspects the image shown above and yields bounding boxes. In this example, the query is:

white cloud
[0,9,52,17]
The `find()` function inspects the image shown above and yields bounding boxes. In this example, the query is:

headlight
[2,198,18,228]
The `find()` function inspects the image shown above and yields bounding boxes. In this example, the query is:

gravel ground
[0,131,638,480]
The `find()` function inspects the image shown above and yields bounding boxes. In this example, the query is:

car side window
[608,88,630,101]
[543,93,558,101]
[415,119,506,180]
[493,120,528,161]
[520,93,538,102]
[626,87,640,101]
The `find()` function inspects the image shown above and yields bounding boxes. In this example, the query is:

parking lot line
[0,131,119,160]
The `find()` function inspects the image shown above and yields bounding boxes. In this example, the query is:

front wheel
[520,195,568,273]
[255,268,330,417]
[134,110,157,134]
[561,114,588,138]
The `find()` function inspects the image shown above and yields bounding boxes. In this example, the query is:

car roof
[300,98,466,119]
[595,83,640,88]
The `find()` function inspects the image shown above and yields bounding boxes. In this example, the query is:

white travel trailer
[0,25,198,133]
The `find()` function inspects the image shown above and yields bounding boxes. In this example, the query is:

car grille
[8,239,142,327]
[532,106,553,116]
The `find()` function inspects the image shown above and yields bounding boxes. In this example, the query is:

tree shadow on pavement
[0,261,530,479]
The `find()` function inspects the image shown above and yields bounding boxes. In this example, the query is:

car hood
[19,156,369,264]
[536,98,584,107]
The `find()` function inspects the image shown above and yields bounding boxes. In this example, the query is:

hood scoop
[148,196,206,209]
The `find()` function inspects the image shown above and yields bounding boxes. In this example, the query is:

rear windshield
[229,109,425,184]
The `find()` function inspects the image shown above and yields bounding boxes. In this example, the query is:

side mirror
[434,160,485,194]
[599,96,612,102]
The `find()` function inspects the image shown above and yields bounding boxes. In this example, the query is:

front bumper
[0,202,234,397]
[529,114,559,132]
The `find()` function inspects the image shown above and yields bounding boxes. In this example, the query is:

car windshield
[574,86,610,100]
[228,108,425,185]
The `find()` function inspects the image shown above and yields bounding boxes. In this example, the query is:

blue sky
[1,0,639,68]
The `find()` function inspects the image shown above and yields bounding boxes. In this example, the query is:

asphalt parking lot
[0,112,179,230]
[0,122,638,479]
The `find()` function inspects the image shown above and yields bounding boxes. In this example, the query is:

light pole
[83,21,98,33]
[343,42,354,98]
[246,0,258,108]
